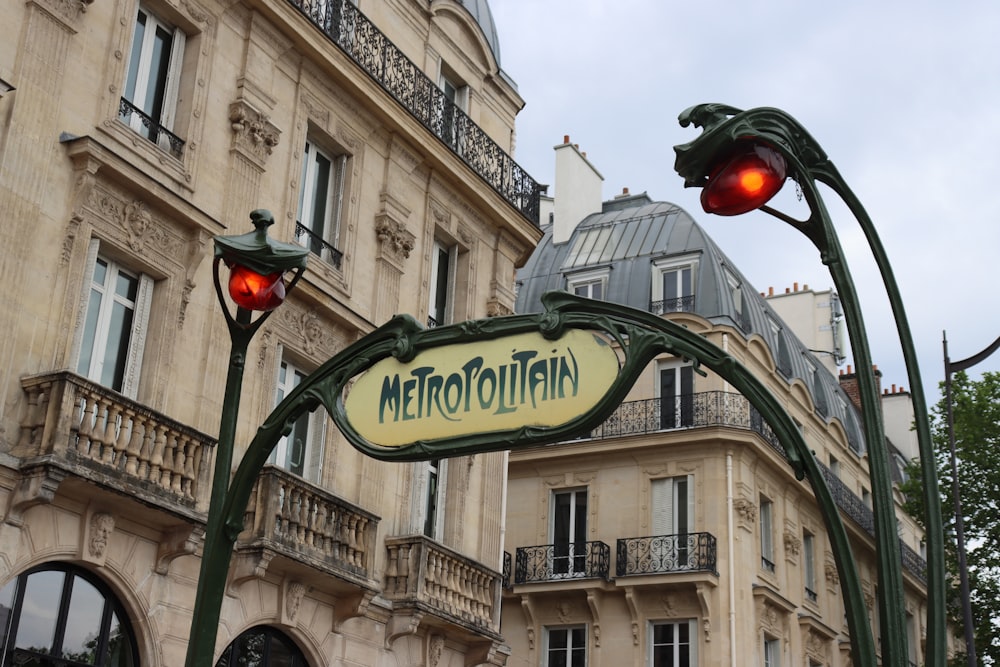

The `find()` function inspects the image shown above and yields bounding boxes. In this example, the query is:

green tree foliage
[901,371,1000,666]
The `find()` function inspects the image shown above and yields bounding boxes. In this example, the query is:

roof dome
[457,0,501,65]
[515,196,867,455]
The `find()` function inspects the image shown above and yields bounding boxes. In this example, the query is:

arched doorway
[0,562,139,666]
[215,626,308,667]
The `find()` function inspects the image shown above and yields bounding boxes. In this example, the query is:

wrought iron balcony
[502,551,512,589]
[650,295,696,315]
[118,98,185,158]
[616,532,718,577]
[16,371,214,517]
[287,0,542,224]
[384,535,501,633]
[238,465,378,587]
[514,541,611,584]
[580,392,929,583]
[294,221,344,269]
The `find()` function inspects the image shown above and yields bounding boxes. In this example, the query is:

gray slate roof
[515,194,866,455]
[457,0,501,65]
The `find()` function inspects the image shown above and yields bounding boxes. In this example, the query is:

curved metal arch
[206,292,873,663]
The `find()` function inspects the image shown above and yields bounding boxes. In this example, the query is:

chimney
[838,364,883,415]
[552,135,604,244]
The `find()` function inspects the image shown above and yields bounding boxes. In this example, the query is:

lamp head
[700,141,787,216]
[213,210,309,313]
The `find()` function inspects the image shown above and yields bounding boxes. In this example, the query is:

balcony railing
[514,541,611,584]
[287,0,541,224]
[616,532,718,577]
[650,295,696,315]
[294,222,343,270]
[384,535,500,632]
[239,465,377,585]
[118,98,185,158]
[580,392,928,583]
[17,371,214,515]
[502,551,512,589]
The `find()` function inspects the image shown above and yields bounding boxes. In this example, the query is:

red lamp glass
[227,264,287,311]
[700,142,787,216]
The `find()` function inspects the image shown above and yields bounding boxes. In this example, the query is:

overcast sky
[491,0,1000,405]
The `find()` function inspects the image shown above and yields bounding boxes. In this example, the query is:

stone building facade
[500,145,936,667]
[0,0,541,664]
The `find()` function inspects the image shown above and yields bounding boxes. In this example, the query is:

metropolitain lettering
[377,347,580,424]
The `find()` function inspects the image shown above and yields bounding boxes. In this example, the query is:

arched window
[216,626,307,667]
[0,563,139,666]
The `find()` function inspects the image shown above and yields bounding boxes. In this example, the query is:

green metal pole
[674,104,946,667]
[184,308,255,667]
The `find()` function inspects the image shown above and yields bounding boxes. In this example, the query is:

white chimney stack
[552,135,603,244]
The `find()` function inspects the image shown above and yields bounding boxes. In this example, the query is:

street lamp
[674,104,946,667]
[943,330,1000,667]
[185,209,308,667]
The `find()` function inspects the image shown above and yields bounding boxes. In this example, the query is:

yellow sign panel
[344,329,619,447]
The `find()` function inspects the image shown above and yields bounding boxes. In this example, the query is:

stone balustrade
[384,535,500,633]
[240,465,378,585]
[18,371,214,515]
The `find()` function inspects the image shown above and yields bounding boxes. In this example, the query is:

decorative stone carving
[88,511,116,558]
[375,216,415,261]
[734,497,757,526]
[285,581,307,622]
[229,100,280,166]
[31,0,93,30]
[427,634,445,667]
[825,559,840,589]
[784,531,801,558]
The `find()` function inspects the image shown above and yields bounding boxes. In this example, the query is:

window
[428,240,456,327]
[658,362,694,429]
[296,139,347,269]
[0,563,139,666]
[422,459,445,538]
[804,530,817,602]
[651,476,694,568]
[271,356,325,484]
[552,489,588,577]
[828,454,840,479]
[760,497,775,573]
[545,626,586,667]
[650,620,696,667]
[569,275,605,301]
[437,66,467,147]
[768,316,793,377]
[809,361,828,415]
[861,487,872,509]
[75,243,153,399]
[652,257,696,314]
[763,635,781,667]
[216,626,307,667]
[120,5,185,155]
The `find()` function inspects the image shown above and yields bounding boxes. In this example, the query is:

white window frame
[437,65,468,146]
[656,360,694,429]
[763,635,781,667]
[270,352,326,484]
[760,497,775,573]
[567,269,608,301]
[651,475,694,570]
[544,626,587,667]
[550,488,588,578]
[651,255,698,314]
[297,139,347,266]
[421,458,446,539]
[73,239,152,399]
[803,530,817,602]
[649,619,696,667]
[428,240,457,327]
[121,5,186,150]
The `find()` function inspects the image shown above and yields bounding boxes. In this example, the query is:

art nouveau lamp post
[673,104,945,667]
[185,210,308,667]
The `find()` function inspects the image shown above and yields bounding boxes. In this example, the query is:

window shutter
[160,28,185,131]
[306,410,327,484]
[330,153,347,243]
[70,238,101,371]
[268,343,285,467]
[651,478,671,535]
[120,272,153,399]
